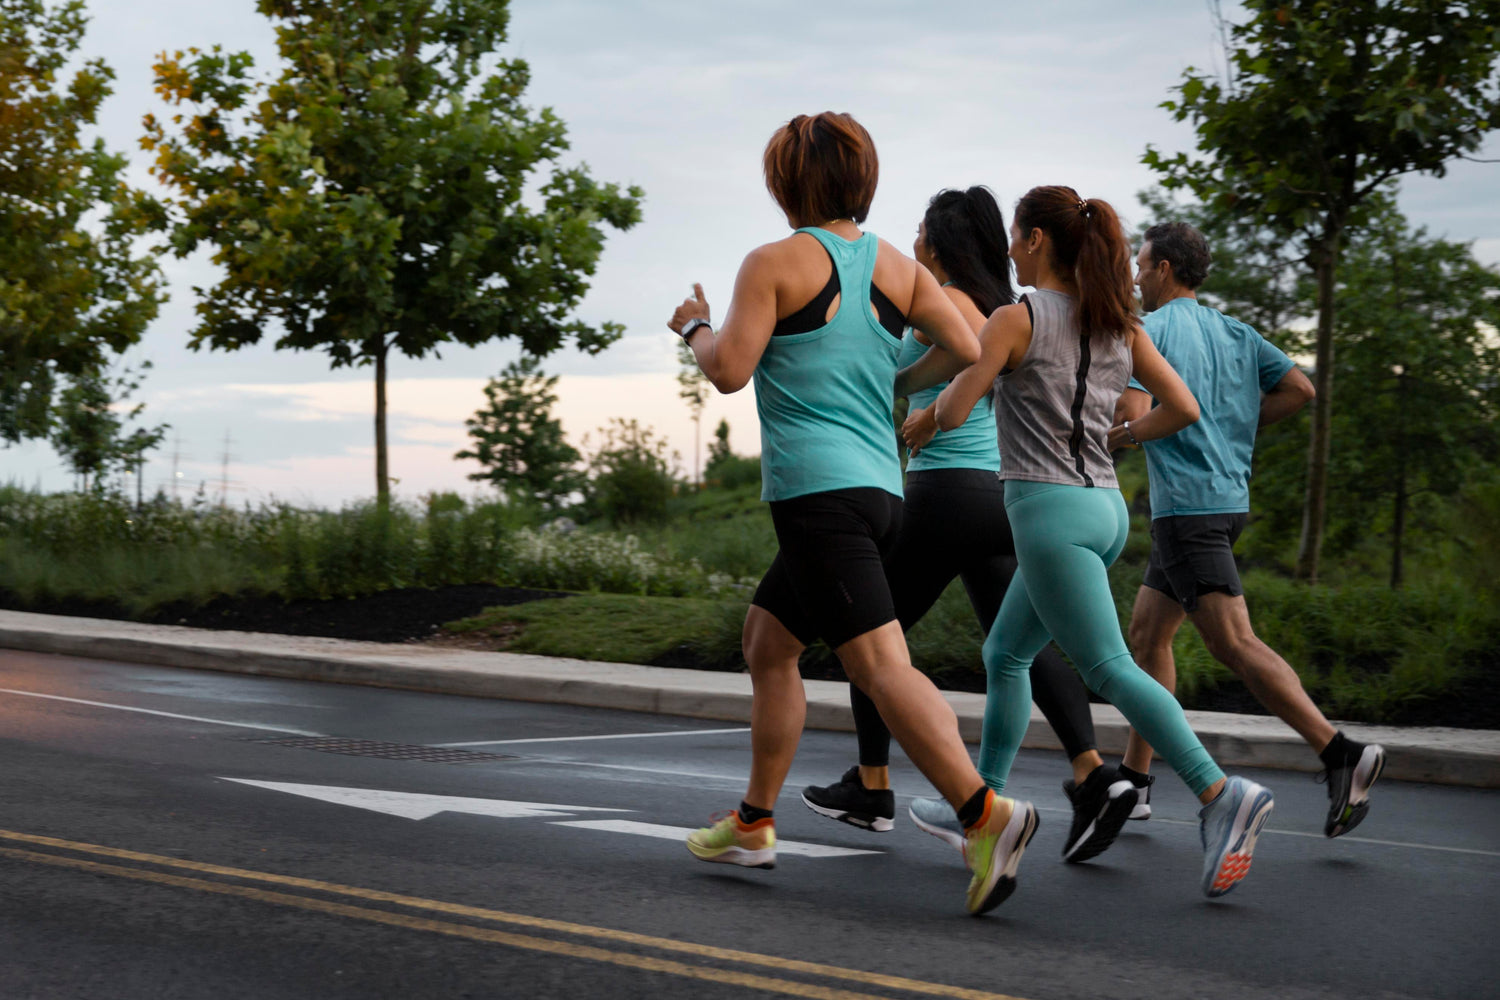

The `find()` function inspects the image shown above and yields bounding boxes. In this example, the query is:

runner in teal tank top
[667,113,1039,916]
[753,226,904,500]
[897,323,999,473]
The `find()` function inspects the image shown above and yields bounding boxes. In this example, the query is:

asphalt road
[1,649,1496,1000]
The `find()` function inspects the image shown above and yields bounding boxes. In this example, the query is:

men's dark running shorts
[1142,512,1249,612]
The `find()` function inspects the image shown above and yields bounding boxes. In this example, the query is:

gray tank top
[995,288,1132,489]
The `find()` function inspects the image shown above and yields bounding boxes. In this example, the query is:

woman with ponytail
[802,186,1130,868]
[934,185,1277,899]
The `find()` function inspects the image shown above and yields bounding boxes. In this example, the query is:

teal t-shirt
[1129,297,1295,519]
[753,227,904,501]
[897,328,1000,473]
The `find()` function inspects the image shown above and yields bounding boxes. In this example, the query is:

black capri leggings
[851,468,1099,767]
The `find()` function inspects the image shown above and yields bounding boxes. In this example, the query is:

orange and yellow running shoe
[686,810,776,869]
[963,791,1038,915]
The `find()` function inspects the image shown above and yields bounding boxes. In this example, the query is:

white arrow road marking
[552,820,881,858]
[221,779,632,821]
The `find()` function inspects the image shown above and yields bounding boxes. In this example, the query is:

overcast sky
[5,0,1498,507]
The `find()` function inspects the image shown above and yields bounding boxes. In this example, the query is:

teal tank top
[897,327,1001,473]
[754,228,904,501]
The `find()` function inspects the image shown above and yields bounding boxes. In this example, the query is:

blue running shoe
[908,796,966,852]
[1199,776,1274,898]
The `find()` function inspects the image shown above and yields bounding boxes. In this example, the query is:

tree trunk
[1390,463,1406,590]
[1295,232,1341,583]
[375,342,389,505]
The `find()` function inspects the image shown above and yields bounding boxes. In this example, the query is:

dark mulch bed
[3,585,1493,728]
[0,585,571,645]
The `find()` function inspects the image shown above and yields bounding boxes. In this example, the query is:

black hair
[1143,221,1212,290]
[922,186,1014,317]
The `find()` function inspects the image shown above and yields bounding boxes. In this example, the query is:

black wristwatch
[680,317,712,341]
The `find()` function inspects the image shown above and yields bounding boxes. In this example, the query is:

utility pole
[219,429,232,508]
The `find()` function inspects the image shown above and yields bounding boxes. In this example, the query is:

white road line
[437,727,751,748]
[551,819,881,858]
[1136,813,1500,858]
[0,687,322,736]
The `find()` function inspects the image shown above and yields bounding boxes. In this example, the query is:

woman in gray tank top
[933,185,1277,900]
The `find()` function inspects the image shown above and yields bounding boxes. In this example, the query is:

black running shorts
[751,487,903,649]
[1142,512,1249,612]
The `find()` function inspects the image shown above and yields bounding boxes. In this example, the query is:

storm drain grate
[237,736,518,764]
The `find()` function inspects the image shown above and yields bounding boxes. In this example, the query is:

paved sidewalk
[2,608,1496,787]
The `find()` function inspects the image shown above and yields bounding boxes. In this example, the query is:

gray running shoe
[1321,741,1385,838]
[908,796,966,852]
[1199,776,1274,898]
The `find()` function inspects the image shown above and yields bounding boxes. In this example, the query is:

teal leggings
[978,481,1224,796]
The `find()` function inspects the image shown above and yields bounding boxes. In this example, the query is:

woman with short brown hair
[669,112,1039,915]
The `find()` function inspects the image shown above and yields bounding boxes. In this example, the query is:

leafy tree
[1318,202,1500,587]
[584,417,677,526]
[0,0,164,441]
[706,418,732,470]
[456,355,582,511]
[142,0,643,504]
[703,417,760,489]
[676,341,709,487]
[1144,0,1500,581]
[50,363,167,494]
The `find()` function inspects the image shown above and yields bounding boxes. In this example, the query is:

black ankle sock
[738,801,773,824]
[956,787,990,830]
[1118,763,1152,787]
[1319,731,1354,768]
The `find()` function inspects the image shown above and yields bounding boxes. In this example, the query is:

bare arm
[1259,366,1314,427]
[667,249,779,394]
[1106,328,1198,450]
[893,266,980,398]
[1115,387,1151,424]
[933,302,1029,430]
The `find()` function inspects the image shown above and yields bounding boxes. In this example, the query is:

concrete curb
[2,609,1496,788]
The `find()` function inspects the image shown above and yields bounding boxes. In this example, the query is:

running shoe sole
[800,793,894,832]
[1327,744,1385,838]
[1203,785,1274,898]
[685,841,775,869]
[1063,780,1138,864]
[909,803,966,852]
[969,802,1040,916]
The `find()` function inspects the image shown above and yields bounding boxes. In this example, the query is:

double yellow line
[0,828,1027,1000]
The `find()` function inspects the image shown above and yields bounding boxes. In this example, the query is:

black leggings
[852,468,1099,766]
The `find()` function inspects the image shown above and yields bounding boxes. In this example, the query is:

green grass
[445,594,746,666]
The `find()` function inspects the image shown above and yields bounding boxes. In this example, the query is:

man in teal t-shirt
[1112,221,1385,840]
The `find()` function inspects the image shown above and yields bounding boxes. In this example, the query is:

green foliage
[582,418,679,526]
[496,526,746,598]
[702,419,761,490]
[142,0,643,499]
[1146,1,1500,236]
[447,594,742,666]
[456,356,583,511]
[0,0,165,441]
[49,363,167,490]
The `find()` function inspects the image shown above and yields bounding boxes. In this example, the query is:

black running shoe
[1320,741,1385,838]
[801,766,895,832]
[1060,765,1138,863]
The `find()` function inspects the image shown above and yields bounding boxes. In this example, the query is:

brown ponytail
[1014,185,1136,338]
